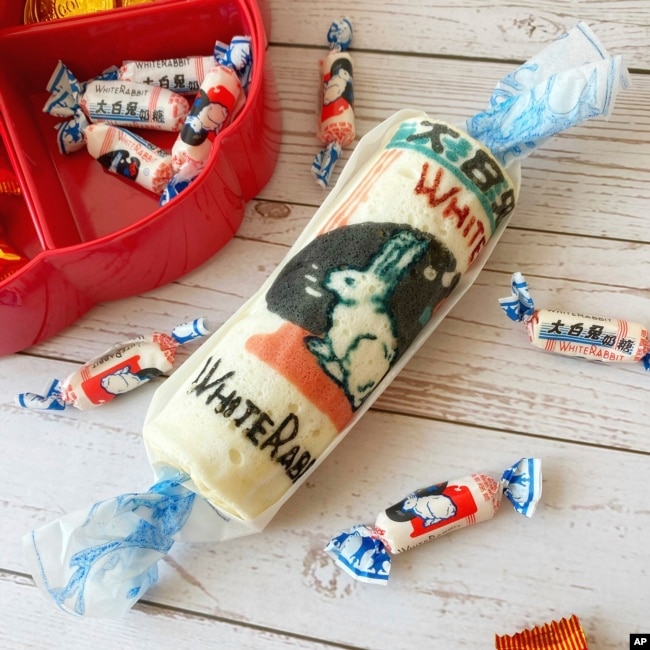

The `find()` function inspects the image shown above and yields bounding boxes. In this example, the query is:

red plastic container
[0,0,281,356]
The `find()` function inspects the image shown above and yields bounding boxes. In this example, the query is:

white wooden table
[2,1,650,648]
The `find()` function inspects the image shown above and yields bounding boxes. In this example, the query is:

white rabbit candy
[15,318,209,411]
[326,458,542,585]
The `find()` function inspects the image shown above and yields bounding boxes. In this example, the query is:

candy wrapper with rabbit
[25,23,627,618]
[312,17,355,187]
[326,458,542,585]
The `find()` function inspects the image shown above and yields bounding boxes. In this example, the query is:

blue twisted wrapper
[311,141,342,189]
[24,467,196,617]
[325,458,542,585]
[327,17,353,51]
[43,61,119,154]
[160,36,253,206]
[498,271,535,323]
[466,22,630,167]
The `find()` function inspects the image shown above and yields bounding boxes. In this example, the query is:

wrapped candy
[118,41,229,95]
[44,61,189,154]
[84,123,174,194]
[500,271,650,369]
[15,318,209,411]
[24,0,113,24]
[312,18,355,188]
[325,458,541,584]
[170,37,251,171]
[0,231,28,282]
[24,0,156,24]
[0,169,21,196]
[24,23,627,618]
[160,36,253,205]
[495,614,588,649]
[0,172,26,281]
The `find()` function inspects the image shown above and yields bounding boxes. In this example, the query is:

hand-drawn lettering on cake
[265,222,461,410]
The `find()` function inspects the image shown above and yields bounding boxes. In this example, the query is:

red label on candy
[407,483,478,538]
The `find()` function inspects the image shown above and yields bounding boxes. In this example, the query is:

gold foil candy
[23,0,156,24]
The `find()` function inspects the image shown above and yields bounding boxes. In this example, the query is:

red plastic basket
[0,0,281,356]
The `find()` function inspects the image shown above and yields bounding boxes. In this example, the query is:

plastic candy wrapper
[312,18,355,188]
[495,614,588,649]
[24,23,627,618]
[500,271,650,369]
[15,318,209,412]
[118,41,230,95]
[160,36,253,205]
[44,61,190,154]
[85,123,174,194]
[325,458,541,584]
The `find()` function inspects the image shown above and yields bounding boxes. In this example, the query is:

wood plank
[267,0,650,70]
[2,369,648,648]
[12,229,650,452]
[3,4,650,648]
[260,47,650,243]
[0,573,340,650]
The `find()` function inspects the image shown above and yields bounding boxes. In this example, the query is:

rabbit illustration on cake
[306,230,429,408]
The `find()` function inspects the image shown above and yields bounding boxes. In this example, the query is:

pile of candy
[43,36,253,203]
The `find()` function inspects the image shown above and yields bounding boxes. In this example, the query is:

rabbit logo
[322,57,353,116]
[305,230,429,408]
[400,492,457,527]
[180,84,237,148]
[99,365,161,396]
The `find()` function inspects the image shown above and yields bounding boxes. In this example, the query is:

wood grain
[2,1,649,648]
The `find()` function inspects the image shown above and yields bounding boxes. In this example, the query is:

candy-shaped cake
[143,114,518,520]
[24,23,629,618]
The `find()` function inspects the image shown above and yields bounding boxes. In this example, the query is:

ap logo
[631,634,650,647]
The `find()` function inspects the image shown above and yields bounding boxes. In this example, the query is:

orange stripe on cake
[245,322,353,431]
[319,148,403,235]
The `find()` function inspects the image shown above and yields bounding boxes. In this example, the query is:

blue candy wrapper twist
[325,458,542,585]
[499,271,536,322]
[25,468,195,617]
[43,62,119,154]
[466,22,630,166]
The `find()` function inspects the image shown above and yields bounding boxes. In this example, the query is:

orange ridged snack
[495,615,588,650]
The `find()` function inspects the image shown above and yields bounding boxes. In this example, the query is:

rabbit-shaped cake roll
[142,112,518,521]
